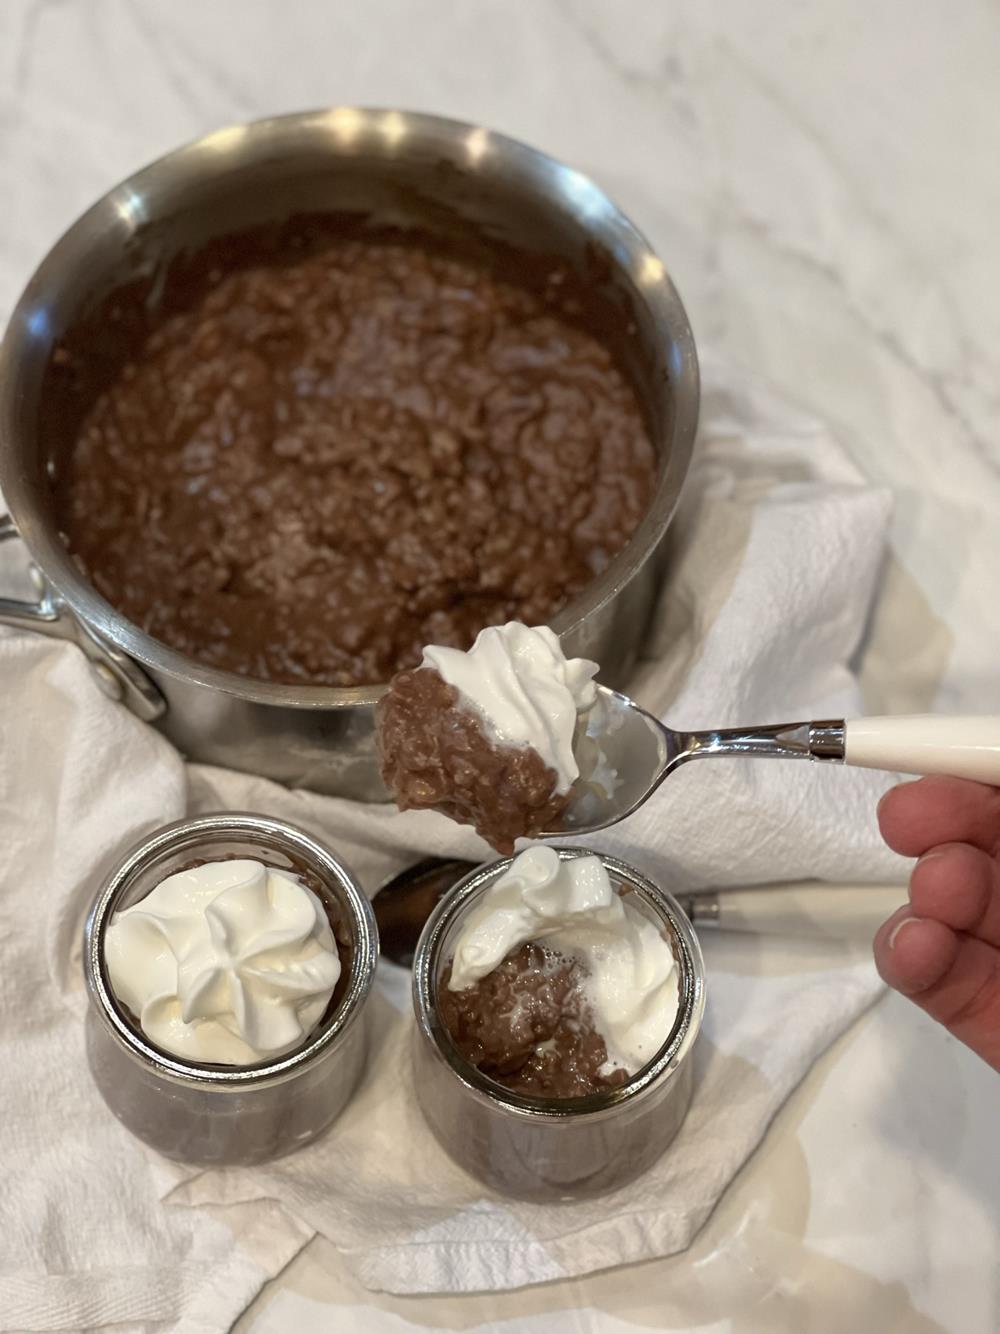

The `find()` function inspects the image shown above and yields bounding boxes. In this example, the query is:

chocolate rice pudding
[375,666,568,852]
[56,227,655,687]
[439,942,628,1098]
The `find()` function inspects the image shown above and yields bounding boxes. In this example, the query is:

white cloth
[0,360,906,1320]
[0,636,312,1332]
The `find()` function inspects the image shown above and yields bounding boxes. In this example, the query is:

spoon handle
[844,715,1000,783]
[682,715,1000,783]
[682,883,906,938]
[682,720,845,763]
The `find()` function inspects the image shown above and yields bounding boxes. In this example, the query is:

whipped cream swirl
[422,623,598,793]
[448,846,678,1075]
[105,859,341,1066]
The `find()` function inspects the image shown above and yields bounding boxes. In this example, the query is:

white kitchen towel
[0,635,313,1333]
[0,359,906,1320]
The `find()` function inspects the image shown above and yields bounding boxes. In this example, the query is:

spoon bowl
[543,687,1000,838]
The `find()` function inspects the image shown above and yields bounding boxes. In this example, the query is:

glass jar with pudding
[83,812,378,1166]
[411,845,705,1200]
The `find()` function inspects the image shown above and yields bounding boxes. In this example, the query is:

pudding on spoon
[376,622,609,852]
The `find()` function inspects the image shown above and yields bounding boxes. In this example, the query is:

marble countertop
[2,2,998,1331]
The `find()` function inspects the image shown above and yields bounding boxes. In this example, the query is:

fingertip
[876,776,1000,858]
[876,779,914,825]
[874,913,960,996]
[877,778,918,812]
[909,842,994,933]
[873,904,913,979]
[876,779,926,853]
[873,903,911,952]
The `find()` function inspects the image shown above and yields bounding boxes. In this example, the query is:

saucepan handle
[0,513,166,721]
[845,715,1000,785]
[0,513,65,631]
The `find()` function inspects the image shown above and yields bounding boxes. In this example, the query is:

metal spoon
[545,690,1000,838]
[373,858,474,967]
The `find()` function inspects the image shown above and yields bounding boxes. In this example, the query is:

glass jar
[411,846,705,1201]
[84,811,378,1166]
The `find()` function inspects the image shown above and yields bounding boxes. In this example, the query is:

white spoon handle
[687,884,906,938]
[845,715,1000,784]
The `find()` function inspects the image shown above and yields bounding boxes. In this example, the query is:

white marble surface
[2,2,999,1331]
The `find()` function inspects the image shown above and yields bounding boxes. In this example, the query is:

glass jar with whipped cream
[411,845,705,1201]
[84,812,378,1166]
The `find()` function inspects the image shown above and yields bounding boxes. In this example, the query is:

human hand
[874,775,1000,1072]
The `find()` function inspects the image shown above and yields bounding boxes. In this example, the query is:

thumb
[874,909,1000,1073]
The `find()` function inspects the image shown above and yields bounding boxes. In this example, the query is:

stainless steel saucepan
[0,109,698,799]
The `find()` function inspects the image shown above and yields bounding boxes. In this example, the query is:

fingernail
[888,915,923,950]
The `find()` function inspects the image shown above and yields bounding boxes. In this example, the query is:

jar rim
[411,846,706,1120]
[84,811,379,1087]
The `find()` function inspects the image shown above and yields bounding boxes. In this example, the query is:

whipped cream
[105,859,341,1066]
[422,623,598,792]
[448,846,678,1075]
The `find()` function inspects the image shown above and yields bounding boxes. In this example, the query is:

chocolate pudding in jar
[84,813,378,1166]
[53,221,656,689]
[411,846,706,1201]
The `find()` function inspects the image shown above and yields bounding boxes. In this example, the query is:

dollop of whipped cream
[105,859,341,1066]
[448,846,678,1075]
[422,623,598,793]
